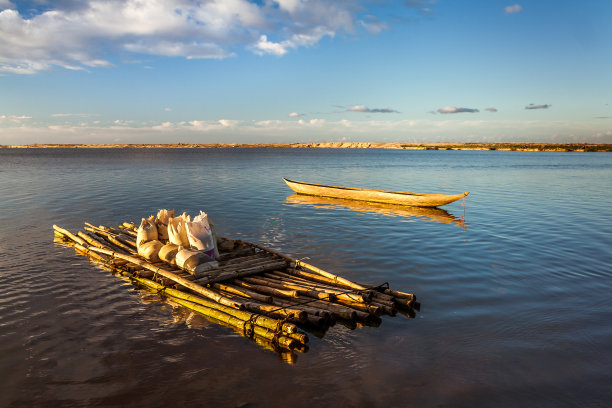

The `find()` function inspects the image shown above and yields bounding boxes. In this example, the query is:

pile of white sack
[136,209,220,275]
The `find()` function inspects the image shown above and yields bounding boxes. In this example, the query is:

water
[1,148,611,407]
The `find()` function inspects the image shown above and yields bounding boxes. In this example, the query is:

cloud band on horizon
[348,105,399,113]
[437,107,480,114]
[525,104,551,110]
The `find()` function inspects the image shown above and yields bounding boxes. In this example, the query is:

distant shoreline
[2,142,611,152]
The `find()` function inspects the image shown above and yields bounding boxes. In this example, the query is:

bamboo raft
[53,217,419,362]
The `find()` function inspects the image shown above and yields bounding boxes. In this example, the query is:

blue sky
[1,0,611,145]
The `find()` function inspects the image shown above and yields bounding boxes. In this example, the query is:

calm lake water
[1,148,611,407]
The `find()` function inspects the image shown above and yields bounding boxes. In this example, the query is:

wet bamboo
[333,297,382,316]
[234,279,300,299]
[53,225,87,246]
[215,258,288,274]
[285,268,360,291]
[134,276,302,338]
[211,282,273,304]
[87,246,244,310]
[122,222,137,231]
[85,226,136,254]
[170,297,297,350]
[193,260,288,285]
[77,231,109,249]
[219,253,277,267]
[269,297,332,322]
[87,223,138,246]
[67,235,305,342]
[358,282,416,302]
[293,261,367,291]
[241,275,335,302]
[262,272,370,303]
[240,300,307,323]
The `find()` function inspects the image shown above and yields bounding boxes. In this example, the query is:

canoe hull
[283,178,469,207]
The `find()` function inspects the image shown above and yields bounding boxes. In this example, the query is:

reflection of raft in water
[286,193,466,228]
[284,178,469,207]
[53,219,419,363]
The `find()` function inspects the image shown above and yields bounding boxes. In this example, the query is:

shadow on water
[284,193,467,229]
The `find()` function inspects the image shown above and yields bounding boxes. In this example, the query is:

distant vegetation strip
[2,142,611,152]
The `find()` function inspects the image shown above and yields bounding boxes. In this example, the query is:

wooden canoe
[283,178,469,207]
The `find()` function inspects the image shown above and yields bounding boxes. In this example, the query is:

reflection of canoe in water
[283,178,469,207]
[285,194,466,227]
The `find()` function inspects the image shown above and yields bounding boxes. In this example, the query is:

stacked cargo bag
[136,216,162,261]
[155,209,174,242]
[168,213,191,247]
[186,211,218,259]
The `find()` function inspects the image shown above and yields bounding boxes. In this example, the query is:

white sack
[136,216,158,249]
[186,211,217,259]
[168,213,191,247]
[138,240,163,262]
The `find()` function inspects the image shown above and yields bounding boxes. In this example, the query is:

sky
[1,0,611,145]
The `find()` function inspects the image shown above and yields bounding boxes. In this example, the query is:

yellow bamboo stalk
[87,246,243,310]
[211,282,273,304]
[53,225,87,246]
[134,277,302,338]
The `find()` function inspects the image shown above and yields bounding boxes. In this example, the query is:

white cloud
[253,35,289,56]
[348,105,399,113]
[437,106,479,114]
[0,0,367,74]
[51,113,98,118]
[0,114,32,123]
[2,116,612,145]
[288,112,303,117]
[504,4,523,14]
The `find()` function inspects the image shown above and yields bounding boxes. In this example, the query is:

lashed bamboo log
[285,267,359,291]
[53,225,87,246]
[85,226,136,254]
[134,277,302,339]
[171,297,297,350]
[77,231,109,249]
[87,246,244,310]
[240,300,308,323]
[211,282,273,304]
[193,260,288,285]
[268,297,332,322]
[234,278,300,299]
[246,275,336,302]
[262,272,369,303]
[295,261,367,291]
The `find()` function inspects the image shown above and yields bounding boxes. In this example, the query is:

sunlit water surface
[1,148,611,407]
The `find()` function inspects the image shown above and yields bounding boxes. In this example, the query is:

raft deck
[53,221,419,361]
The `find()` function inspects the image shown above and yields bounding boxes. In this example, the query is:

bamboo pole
[134,277,302,339]
[170,297,297,350]
[262,272,370,303]
[241,275,335,302]
[234,279,300,299]
[67,237,307,347]
[211,282,273,304]
[77,231,109,249]
[85,226,136,254]
[193,260,288,285]
[87,246,243,310]
[53,225,87,246]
